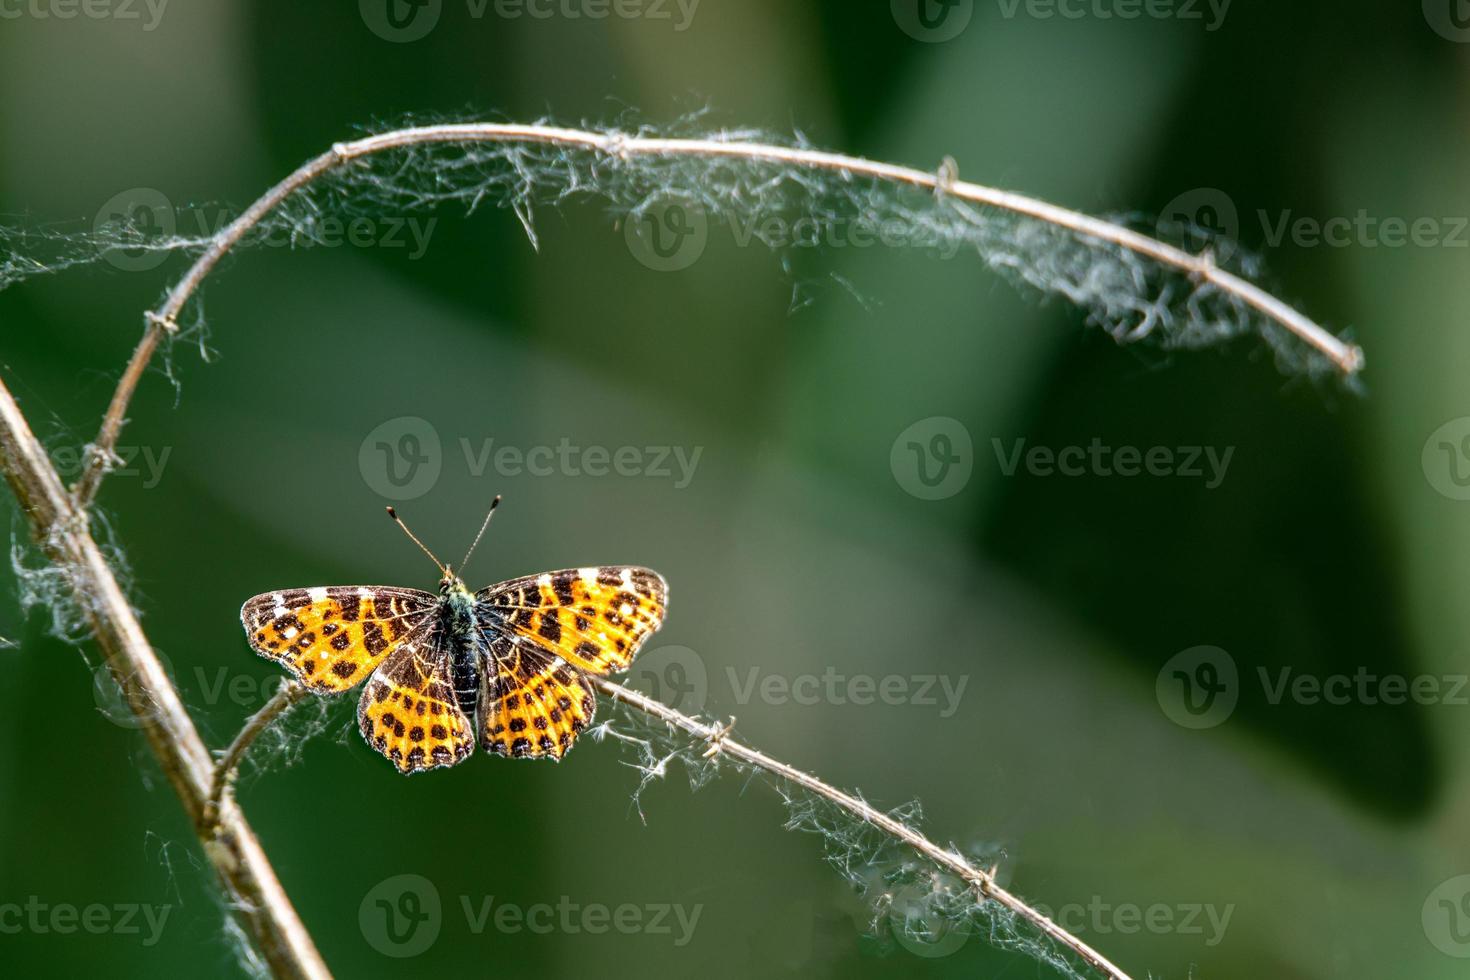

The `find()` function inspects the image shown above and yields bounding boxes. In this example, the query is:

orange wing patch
[358,630,475,774]
[241,586,436,693]
[477,566,668,676]
[480,640,596,761]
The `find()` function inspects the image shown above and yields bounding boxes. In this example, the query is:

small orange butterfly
[240,497,667,773]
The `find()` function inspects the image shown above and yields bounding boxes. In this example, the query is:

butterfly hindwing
[479,636,597,761]
[240,586,437,693]
[476,566,668,676]
[357,622,476,774]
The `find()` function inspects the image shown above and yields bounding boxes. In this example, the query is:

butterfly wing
[478,635,597,760]
[474,566,668,761]
[240,586,438,693]
[475,566,668,674]
[357,620,476,774]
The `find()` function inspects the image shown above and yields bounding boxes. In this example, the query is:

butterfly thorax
[436,575,478,638]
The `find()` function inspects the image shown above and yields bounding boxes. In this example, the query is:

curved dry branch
[589,677,1135,980]
[204,679,310,833]
[197,659,1136,979]
[0,376,330,980]
[71,122,1364,507]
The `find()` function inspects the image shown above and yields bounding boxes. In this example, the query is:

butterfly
[239,497,668,774]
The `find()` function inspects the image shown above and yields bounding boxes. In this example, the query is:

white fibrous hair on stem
[596,701,1100,980]
[0,113,1357,388]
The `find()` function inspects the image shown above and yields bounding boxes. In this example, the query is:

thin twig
[0,377,331,980]
[203,665,1134,978]
[69,122,1364,508]
[589,676,1136,980]
[204,680,311,833]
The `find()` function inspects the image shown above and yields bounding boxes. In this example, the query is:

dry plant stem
[204,680,311,833]
[589,676,1136,980]
[71,122,1365,507]
[0,378,332,980]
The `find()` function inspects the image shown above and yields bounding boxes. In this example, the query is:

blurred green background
[2,1,1468,977]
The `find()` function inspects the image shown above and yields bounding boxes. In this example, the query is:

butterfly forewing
[476,566,668,675]
[240,586,438,693]
[358,622,476,774]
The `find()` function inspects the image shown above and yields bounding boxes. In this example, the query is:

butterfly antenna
[458,494,503,576]
[385,506,447,576]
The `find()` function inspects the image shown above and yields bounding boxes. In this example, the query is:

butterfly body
[240,564,668,774]
[436,575,482,718]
